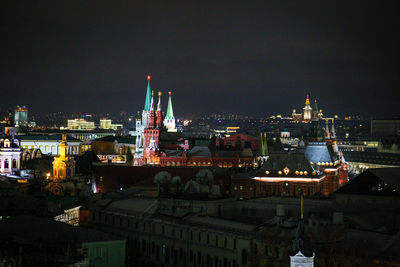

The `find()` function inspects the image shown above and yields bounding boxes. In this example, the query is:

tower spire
[259,132,265,156]
[164,91,177,132]
[263,132,268,156]
[324,120,330,139]
[301,191,304,219]
[305,94,310,105]
[144,75,152,111]
[150,90,155,111]
[156,91,163,128]
[166,91,174,119]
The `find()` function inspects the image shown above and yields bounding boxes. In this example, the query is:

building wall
[82,240,126,267]
[89,209,253,267]
[20,140,81,156]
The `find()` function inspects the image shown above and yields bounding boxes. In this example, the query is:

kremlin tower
[133,75,177,165]
[164,91,177,132]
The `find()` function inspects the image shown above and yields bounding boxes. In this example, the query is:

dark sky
[0,1,398,118]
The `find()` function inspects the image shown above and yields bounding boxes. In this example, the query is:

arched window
[4,159,9,169]
[12,159,17,169]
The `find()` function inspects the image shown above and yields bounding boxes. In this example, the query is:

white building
[18,134,82,159]
[0,111,22,174]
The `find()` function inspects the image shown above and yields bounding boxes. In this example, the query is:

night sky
[0,1,398,118]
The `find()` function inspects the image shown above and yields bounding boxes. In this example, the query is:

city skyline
[1,1,399,117]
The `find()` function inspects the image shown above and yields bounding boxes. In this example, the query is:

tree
[154,171,172,195]
[195,169,213,186]
[171,176,182,193]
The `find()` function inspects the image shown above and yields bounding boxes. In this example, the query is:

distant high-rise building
[292,95,323,123]
[14,105,28,126]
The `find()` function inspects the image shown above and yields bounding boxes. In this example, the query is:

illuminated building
[232,118,348,199]
[292,94,323,123]
[133,75,177,165]
[99,119,123,130]
[0,110,22,174]
[67,118,95,130]
[18,134,82,158]
[52,133,76,179]
[91,135,136,163]
[14,105,28,126]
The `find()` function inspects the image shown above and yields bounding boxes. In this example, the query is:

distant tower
[311,100,319,120]
[52,133,75,179]
[156,91,163,128]
[164,91,177,132]
[290,193,315,267]
[303,94,312,122]
[324,120,331,140]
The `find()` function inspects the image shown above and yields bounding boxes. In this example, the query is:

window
[224,237,227,248]
[198,232,201,242]
[215,236,218,246]
[190,231,193,241]
[233,239,237,249]
[190,250,193,263]
[162,225,165,234]
[207,234,210,244]
[197,252,201,264]
[265,245,268,256]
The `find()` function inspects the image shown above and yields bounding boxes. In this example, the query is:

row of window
[130,238,246,266]
[93,212,238,249]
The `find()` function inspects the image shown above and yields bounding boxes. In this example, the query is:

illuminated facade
[134,76,163,165]
[14,105,28,126]
[99,119,123,130]
[232,119,348,199]
[52,133,76,179]
[0,110,22,174]
[67,118,95,130]
[292,94,323,123]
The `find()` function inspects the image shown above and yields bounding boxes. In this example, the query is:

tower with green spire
[164,91,177,132]
[259,132,265,156]
[263,132,268,156]
[142,75,152,128]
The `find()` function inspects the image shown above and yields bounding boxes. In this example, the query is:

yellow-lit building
[99,119,123,130]
[67,118,95,130]
[52,134,75,179]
